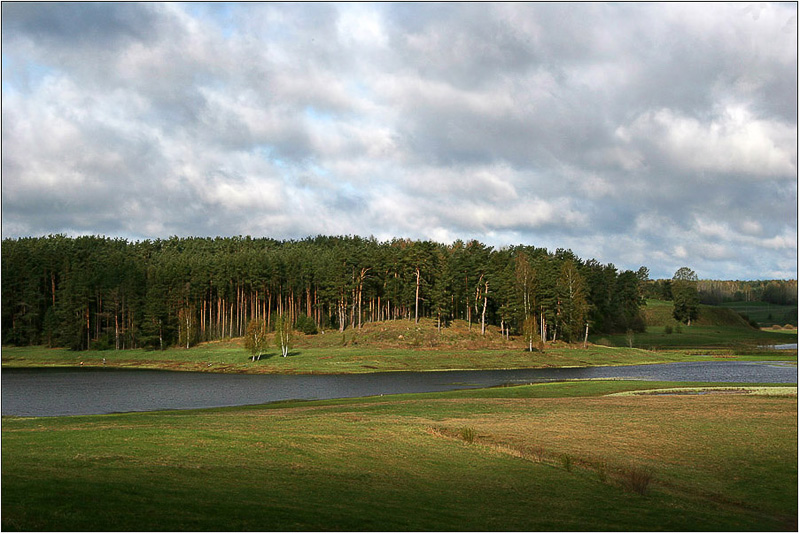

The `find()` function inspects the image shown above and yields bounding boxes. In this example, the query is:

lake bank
[2,341,796,375]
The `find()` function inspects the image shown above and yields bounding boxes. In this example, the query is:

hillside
[295,318,519,351]
[642,300,752,328]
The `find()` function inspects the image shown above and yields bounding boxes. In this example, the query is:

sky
[1,2,797,280]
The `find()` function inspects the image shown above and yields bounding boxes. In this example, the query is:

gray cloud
[1,2,796,279]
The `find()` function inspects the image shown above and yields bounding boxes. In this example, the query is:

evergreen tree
[672,268,699,326]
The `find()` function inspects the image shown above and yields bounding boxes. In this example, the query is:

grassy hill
[641,299,752,328]
[716,301,798,328]
[591,300,796,350]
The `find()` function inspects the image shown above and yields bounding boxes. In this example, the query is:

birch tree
[274,313,292,357]
[244,318,269,360]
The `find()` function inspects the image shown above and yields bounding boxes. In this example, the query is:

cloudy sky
[2,2,797,279]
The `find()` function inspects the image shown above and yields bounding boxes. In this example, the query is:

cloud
[1,2,796,280]
[618,106,796,177]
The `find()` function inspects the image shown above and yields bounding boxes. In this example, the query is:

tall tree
[672,267,699,325]
[556,259,588,343]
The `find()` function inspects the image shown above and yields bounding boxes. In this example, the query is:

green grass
[718,301,798,327]
[3,380,796,531]
[3,339,796,375]
[593,325,797,350]
[3,315,795,374]
[643,298,797,329]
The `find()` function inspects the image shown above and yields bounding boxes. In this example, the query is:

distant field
[642,299,753,328]
[2,380,795,531]
[593,325,797,351]
[717,301,798,327]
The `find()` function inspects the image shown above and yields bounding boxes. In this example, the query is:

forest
[4,234,649,351]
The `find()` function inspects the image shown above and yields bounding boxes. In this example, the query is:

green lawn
[2,339,796,375]
[3,380,796,531]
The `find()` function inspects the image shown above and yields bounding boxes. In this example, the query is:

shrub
[674,324,683,334]
[560,453,573,472]
[663,325,673,335]
[595,461,608,483]
[90,335,114,351]
[294,314,318,335]
[623,467,653,495]
[459,427,476,444]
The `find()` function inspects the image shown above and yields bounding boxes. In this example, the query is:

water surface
[2,360,796,417]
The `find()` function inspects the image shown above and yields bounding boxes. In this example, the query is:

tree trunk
[480,281,488,336]
[415,267,421,324]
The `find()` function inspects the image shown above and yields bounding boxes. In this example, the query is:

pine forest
[3,234,652,350]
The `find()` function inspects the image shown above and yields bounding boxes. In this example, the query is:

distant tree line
[2,235,648,350]
[643,277,797,306]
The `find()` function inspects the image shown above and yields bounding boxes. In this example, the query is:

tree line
[643,277,797,306]
[2,234,649,350]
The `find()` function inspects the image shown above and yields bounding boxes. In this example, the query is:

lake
[2,360,797,417]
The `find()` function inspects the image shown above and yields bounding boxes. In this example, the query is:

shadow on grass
[249,350,302,361]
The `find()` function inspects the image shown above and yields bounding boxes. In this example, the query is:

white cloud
[619,106,796,177]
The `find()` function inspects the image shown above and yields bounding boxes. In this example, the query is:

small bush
[674,324,683,334]
[90,334,114,351]
[595,461,608,483]
[294,315,318,335]
[623,467,653,495]
[560,453,573,472]
[459,427,476,444]
[663,325,673,335]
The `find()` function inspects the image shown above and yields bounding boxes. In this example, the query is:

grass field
[593,325,797,350]
[2,339,795,374]
[2,380,796,531]
[2,315,796,374]
[717,301,798,327]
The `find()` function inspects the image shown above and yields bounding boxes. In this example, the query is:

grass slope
[642,299,753,327]
[3,380,796,531]
[596,300,799,350]
[718,301,798,328]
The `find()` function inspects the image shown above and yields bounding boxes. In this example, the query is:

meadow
[2,380,796,531]
[719,300,798,328]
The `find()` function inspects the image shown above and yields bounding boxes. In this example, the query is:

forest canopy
[4,234,653,350]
